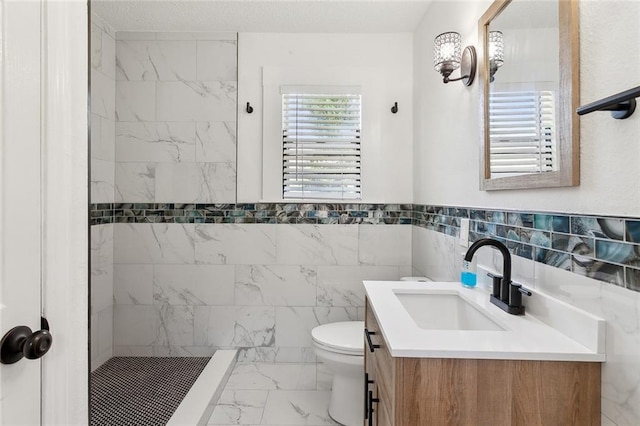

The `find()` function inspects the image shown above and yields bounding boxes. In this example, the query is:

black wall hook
[391,102,398,114]
[246,102,254,114]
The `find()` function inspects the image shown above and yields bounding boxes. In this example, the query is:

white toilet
[311,320,365,426]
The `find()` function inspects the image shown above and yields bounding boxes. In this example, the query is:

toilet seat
[312,321,364,356]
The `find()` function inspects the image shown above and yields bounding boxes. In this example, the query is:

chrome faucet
[464,238,531,315]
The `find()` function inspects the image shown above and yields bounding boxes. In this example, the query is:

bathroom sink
[365,281,605,360]
[394,290,505,331]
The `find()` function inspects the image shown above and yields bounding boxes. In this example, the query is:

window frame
[281,86,363,200]
[260,66,385,203]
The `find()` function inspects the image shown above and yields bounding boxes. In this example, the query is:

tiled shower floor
[90,357,210,426]
[206,363,341,426]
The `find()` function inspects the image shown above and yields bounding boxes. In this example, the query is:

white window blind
[282,91,362,200]
[489,90,557,175]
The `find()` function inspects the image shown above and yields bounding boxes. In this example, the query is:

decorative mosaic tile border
[90,202,640,292]
[89,203,413,226]
[413,205,640,292]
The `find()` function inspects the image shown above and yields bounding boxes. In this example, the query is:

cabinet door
[364,363,376,425]
[365,298,395,426]
[363,378,393,426]
[376,389,393,426]
[364,298,376,425]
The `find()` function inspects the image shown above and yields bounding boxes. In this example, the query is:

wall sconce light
[488,31,504,83]
[433,31,476,86]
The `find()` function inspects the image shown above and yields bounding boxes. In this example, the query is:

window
[488,90,557,176]
[281,89,362,200]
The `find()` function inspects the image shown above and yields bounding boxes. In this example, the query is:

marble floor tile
[261,391,339,425]
[226,363,316,390]
[225,363,316,390]
[206,363,337,426]
[208,390,268,425]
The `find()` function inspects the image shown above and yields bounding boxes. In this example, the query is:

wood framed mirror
[479,0,580,190]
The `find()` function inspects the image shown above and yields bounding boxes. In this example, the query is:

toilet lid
[311,321,365,355]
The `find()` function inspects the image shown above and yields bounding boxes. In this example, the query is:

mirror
[479,0,579,190]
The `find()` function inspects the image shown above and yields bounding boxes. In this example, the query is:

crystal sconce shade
[434,32,462,76]
[433,31,476,86]
[488,30,504,82]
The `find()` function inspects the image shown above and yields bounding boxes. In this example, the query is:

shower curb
[167,349,237,426]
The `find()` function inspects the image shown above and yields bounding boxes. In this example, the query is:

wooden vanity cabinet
[364,297,602,426]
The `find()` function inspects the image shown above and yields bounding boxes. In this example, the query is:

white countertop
[364,281,606,362]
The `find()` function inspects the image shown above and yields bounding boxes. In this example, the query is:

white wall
[413,0,640,217]
[237,33,414,203]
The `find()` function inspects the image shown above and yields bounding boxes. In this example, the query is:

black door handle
[0,317,52,364]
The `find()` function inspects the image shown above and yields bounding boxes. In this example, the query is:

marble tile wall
[90,13,116,371]
[90,224,114,371]
[111,222,411,358]
[114,32,237,204]
[90,14,116,203]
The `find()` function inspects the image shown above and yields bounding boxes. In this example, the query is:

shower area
[88,2,416,424]
[89,9,239,424]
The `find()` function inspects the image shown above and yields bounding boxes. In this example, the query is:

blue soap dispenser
[461,255,477,288]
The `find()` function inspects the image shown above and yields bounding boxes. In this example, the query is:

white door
[0,0,45,423]
[1,1,89,424]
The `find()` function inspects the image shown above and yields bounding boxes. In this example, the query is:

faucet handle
[515,284,532,297]
[486,273,502,299]
[509,282,532,310]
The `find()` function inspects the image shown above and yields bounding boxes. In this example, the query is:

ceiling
[91,0,434,33]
